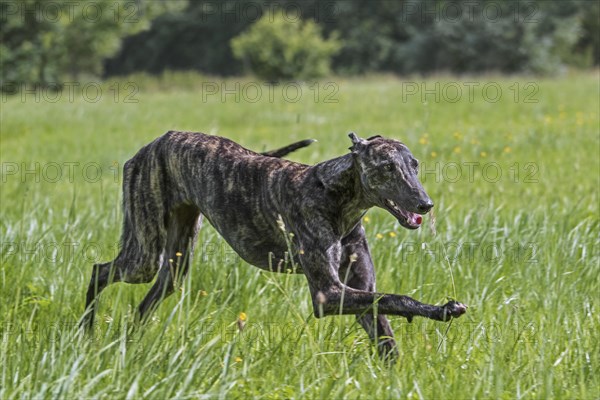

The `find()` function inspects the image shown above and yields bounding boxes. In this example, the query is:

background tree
[104,0,597,78]
[103,0,257,77]
[0,0,184,88]
[230,11,340,81]
[3,0,598,87]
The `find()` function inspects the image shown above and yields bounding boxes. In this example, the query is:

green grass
[1,71,598,399]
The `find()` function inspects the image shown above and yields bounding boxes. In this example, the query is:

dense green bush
[230,11,340,81]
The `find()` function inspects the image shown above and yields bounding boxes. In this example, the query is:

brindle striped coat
[82,131,467,361]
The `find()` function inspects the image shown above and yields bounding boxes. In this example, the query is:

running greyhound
[81,131,467,360]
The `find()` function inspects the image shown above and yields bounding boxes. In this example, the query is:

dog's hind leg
[80,216,165,331]
[80,260,122,331]
[81,149,181,331]
[137,205,202,322]
[339,225,398,362]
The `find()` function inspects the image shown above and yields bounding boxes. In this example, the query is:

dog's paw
[377,338,399,365]
[442,300,467,321]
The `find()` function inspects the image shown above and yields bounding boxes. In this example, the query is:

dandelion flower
[237,313,247,331]
[453,146,461,154]
[388,232,397,238]
[376,233,384,239]
[235,357,243,363]
[480,151,487,158]
[175,252,183,257]
[430,151,437,158]
[363,216,370,223]
[503,146,512,153]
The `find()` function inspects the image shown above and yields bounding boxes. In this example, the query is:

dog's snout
[417,200,434,213]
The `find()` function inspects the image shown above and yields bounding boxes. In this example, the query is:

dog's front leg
[298,236,467,324]
[339,225,398,361]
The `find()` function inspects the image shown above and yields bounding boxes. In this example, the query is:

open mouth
[384,199,423,229]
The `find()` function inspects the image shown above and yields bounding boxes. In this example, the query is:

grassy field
[1,71,598,399]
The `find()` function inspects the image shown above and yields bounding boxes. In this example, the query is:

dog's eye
[383,163,395,172]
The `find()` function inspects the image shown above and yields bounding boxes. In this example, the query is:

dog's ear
[367,135,382,140]
[348,132,367,153]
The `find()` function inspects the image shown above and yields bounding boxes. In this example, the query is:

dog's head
[349,132,433,229]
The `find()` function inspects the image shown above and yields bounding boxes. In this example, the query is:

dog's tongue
[412,214,423,226]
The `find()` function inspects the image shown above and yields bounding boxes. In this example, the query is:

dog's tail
[261,139,317,158]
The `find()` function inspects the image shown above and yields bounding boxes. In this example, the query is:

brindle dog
[81,131,467,360]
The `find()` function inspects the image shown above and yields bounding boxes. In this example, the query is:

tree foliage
[0,0,184,87]
[3,0,598,86]
[319,0,588,74]
[104,0,255,77]
[230,11,340,81]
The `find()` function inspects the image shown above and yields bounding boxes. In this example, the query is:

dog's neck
[313,153,371,230]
